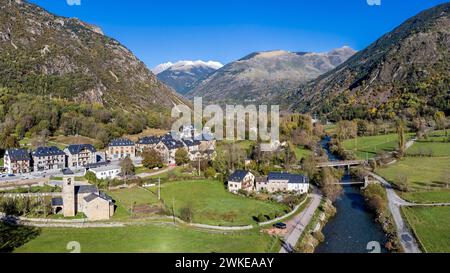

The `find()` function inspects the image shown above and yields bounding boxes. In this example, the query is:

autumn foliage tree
[142,149,164,169]
[319,167,343,202]
[175,148,190,166]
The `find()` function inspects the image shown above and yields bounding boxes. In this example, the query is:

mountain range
[289,3,450,120]
[153,60,223,95]
[185,47,356,106]
[0,0,186,113]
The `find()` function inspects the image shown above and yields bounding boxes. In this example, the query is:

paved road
[369,172,421,253]
[279,190,322,253]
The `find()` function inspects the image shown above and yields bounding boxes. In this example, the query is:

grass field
[15,225,277,253]
[0,158,3,167]
[156,180,289,226]
[402,206,450,253]
[343,133,414,159]
[401,190,450,204]
[420,130,449,142]
[407,142,450,157]
[376,157,450,192]
[375,137,450,204]
[108,188,160,209]
[295,146,312,161]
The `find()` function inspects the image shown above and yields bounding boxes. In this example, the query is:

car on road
[273,222,287,229]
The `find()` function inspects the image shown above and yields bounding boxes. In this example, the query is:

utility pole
[158,178,161,200]
[198,157,201,176]
[172,198,176,224]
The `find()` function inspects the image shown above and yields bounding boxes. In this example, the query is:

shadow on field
[0,216,41,253]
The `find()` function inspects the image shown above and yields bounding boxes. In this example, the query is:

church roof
[83,192,113,203]
[75,185,98,194]
[51,197,63,206]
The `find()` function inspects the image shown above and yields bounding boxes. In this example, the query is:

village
[0,125,312,222]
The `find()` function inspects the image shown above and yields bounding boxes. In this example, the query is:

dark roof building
[66,144,96,155]
[75,185,98,195]
[161,134,185,150]
[268,172,309,184]
[6,148,31,162]
[183,139,201,147]
[108,138,135,147]
[228,170,251,182]
[32,146,65,157]
[255,176,268,183]
[84,192,114,204]
[138,136,161,145]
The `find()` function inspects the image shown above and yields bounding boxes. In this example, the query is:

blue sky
[29,0,448,68]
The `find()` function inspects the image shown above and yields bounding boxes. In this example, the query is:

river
[315,137,388,253]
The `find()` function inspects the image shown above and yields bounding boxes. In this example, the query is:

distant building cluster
[3,129,216,176]
[4,144,97,175]
[227,170,309,194]
[134,132,216,165]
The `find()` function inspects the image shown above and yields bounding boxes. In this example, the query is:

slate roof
[138,136,161,145]
[66,144,96,155]
[183,139,201,147]
[62,169,74,175]
[83,192,114,203]
[6,148,30,162]
[75,185,98,194]
[255,176,268,183]
[228,170,250,182]
[51,197,63,206]
[32,146,65,157]
[161,134,185,150]
[108,138,135,147]
[268,172,309,184]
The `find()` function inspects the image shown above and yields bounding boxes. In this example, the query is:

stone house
[182,139,202,161]
[64,144,97,169]
[227,170,255,193]
[32,146,66,172]
[52,171,115,221]
[106,138,136,160]
[4,148,31,174]
[255,176,269,192]
[199,133,216,154]
[257,172,309,194]
[136,136,161,154]
[158,134,186,165]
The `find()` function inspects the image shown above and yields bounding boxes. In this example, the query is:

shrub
[204,167,216,179]
[179,206,194,223]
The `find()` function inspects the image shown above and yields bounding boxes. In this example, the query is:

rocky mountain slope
[153,60,223,95]
[289,3,450,121]
[0,0,186,113]
[186,47,356,105]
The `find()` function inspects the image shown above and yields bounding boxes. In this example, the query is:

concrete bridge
[316,160,367,168]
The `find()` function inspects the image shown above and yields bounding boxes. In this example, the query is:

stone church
[52,170,115,221]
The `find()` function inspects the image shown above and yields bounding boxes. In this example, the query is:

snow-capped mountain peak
[152,60,223,75]
[152,62,174,75]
